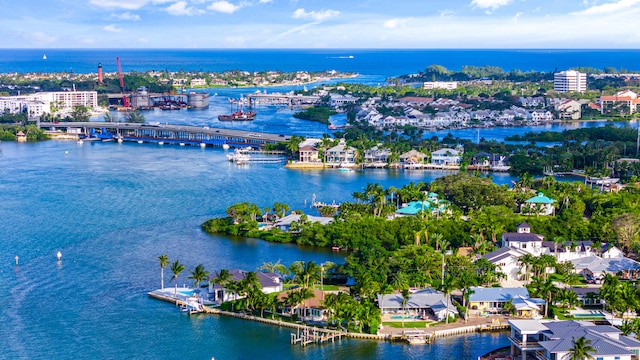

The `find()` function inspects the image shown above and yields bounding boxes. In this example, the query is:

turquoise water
[0,140,512,359]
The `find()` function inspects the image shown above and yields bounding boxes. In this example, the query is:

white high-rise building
[554,70,587,93]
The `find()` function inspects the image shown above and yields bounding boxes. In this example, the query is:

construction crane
[116,57,130,108]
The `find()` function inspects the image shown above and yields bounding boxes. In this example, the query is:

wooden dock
[290,327,344,347]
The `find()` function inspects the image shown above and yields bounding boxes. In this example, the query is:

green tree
[123,110,145,123]
[158,254,169,290]
[70,106,90,122]
[170,260,186,298]
[567,336,596,360]
[188,264,210,289]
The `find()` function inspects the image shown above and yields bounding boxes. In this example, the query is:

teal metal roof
[525,192,556,204]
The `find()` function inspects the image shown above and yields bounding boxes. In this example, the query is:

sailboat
[42,54,47,60]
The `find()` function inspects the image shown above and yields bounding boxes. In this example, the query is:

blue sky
[1,0,639,48]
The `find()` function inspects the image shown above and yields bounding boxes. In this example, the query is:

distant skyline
[1,0,639,48]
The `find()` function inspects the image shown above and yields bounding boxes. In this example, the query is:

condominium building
[553,70,587,93]
[0,91,99,117]
[423,81,458,90]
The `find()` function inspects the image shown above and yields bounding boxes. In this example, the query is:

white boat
[222,144,230,150]
[179,143,185,146]
[158,142,164,145]
[42,54,47,60]
[200,143,206,148]
[137,140,143,144]
[77,139,83,145]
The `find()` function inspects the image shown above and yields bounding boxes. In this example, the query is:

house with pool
[377,288,458,322]
[207,269,283,304]
[508,319,640,360]
[468,287,545,318]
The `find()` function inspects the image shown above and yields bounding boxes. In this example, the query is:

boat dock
[290,327,344,347]
[246,93,321,107]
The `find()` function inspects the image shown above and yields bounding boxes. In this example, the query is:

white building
[508,320,640,360]
[554,70,587,93]
[423,82,457,90]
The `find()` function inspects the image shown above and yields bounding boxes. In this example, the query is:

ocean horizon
[2,48,640,78]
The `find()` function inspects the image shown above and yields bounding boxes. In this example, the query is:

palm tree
[567,336,596,360]
[158,254,169,290]
[400,289,410,328]
[188,264,210,289]
[552,236,565,260]
[439,275,456,324]
[170,260,186,298]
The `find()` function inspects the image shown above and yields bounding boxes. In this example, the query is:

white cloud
[470,0,512,12]
[89,0,174,10]
[103,24,123,32]
[166,1,200,15]
[574,0,640,15]
[512,12,523,22]
[19,31,58,46]
[439,10,456,18]
[112,12,141,21]
[259,0,272,3]
[383,18,411,29]
[207,1,243,13]
[292,8,340,21]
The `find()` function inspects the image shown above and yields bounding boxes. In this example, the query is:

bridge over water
[39,122,291,148]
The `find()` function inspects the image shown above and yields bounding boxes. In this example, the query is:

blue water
[2,49,635,359]
[3,49,640,76]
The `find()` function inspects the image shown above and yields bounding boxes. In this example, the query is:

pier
[39,122,291,148]
[226,148,287,164]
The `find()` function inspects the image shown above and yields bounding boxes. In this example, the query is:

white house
[273,214,333,232]
[501,222,545,255]
[207,270,283,304]
[555,99,582,120]
[430,148,462,166]
[521,192,557,216]
[508,320,640,360]
[325,139,357,165]
[377,288,458,322]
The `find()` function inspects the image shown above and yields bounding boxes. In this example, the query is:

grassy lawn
[313,285,341,291]
[382,321,435,328]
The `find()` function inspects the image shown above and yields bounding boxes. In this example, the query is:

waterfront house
[598,89,640,114]
[508,319,640,360]
[521,193,557,216]
[363,146,391,166]
[16,131,27,142]
[208,270,283,304]
[277,289,326,321]
[399,149,428,168]
[470,152,510,171]
[297,138,322,163]
[377,288,458,322]
[430,148,462,166]
[528,110,554,122]
[325,140,357,165]
[273,214,333,232]
[555,99,582,120]
[468,287,545,318]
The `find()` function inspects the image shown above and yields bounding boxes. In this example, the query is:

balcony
[508,336,544,350]
[535,351,551,360]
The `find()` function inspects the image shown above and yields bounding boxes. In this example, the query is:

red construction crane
[116,57,130,108]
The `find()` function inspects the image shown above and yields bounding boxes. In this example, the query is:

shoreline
[148,289,509,345]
